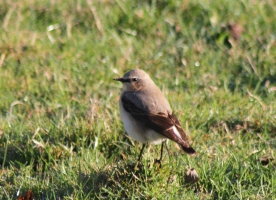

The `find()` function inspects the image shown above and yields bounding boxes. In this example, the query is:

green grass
[0,0,275,199]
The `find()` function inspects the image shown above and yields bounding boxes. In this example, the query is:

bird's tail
[181,146,196,155]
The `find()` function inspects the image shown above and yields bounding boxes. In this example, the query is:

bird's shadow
[79,160,167,199]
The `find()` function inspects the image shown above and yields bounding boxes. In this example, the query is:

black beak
[113,78,129,82]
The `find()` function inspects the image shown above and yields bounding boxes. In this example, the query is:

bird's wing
[121,93,196,154]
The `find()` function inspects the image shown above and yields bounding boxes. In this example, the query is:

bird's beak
[113,78,128,82]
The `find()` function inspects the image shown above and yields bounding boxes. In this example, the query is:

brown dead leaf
[185,168,199,184]
[228,23,244,40]
[260,157,274,166]
[230,139,235,146]
[17,190,34,200]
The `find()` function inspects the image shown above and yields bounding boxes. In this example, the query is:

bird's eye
[132,78,138,82]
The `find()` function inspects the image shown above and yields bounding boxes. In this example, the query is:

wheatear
[114,69,196,162]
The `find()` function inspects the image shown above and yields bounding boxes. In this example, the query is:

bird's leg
[137,143,146,162]
[154,141,165,168]
[159,141,165,162]
[135,143,146,170]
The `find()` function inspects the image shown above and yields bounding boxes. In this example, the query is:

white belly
[119,102,166,144]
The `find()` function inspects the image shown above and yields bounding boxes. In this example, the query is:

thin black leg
[159,141,165,162]
[153,141,166,168]
[138,143,146,161]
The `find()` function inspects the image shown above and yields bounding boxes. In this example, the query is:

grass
[0,0,275,199]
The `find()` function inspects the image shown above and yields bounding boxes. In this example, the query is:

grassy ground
[0,0,275,199]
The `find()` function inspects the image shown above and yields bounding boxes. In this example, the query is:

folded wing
[121,93,196,154]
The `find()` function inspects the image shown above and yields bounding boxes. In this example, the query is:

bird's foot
[154,158,162,169]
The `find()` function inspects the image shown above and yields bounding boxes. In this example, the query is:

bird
[114,69,196,164]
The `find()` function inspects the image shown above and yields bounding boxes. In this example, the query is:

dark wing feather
[121,93,196,154]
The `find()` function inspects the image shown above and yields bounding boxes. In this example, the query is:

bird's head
[114,69,152,91]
